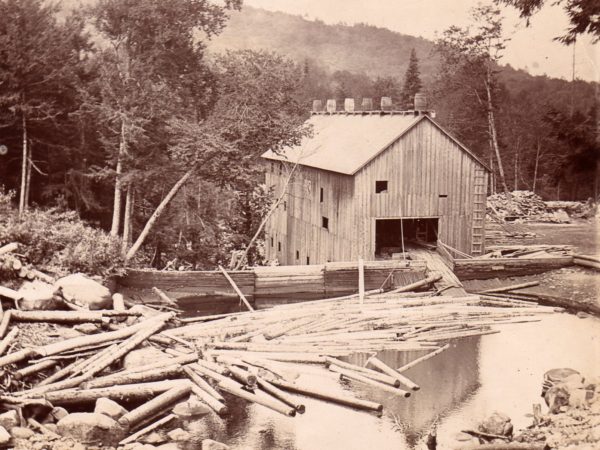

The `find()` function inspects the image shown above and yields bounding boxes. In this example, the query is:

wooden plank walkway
[408,248,468,296]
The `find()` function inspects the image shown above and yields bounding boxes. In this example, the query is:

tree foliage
[400,49,422,108]
[496,0,600,43]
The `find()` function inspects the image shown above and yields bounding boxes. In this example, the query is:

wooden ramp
[407,247,468,296]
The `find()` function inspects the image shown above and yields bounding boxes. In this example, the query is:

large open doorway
[375,218,439,258]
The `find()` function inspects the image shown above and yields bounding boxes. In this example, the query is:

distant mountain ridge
[208,6,438,82]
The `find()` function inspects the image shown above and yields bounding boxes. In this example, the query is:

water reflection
[176,297,599,450]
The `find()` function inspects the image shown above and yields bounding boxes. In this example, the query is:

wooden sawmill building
[261,96,491,266]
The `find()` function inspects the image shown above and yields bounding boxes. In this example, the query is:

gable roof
[261,113,491,175]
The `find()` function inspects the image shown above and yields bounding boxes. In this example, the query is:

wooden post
[358,258,365,306]
[218,266,254,312]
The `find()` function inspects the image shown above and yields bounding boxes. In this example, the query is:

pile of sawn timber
[0,286,559,447]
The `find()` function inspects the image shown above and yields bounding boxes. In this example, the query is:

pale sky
[244,0,598,82]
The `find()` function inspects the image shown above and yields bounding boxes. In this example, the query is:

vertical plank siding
[265,119,488,265]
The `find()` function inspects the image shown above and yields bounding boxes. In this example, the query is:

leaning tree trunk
[485,67,508,193]
[122,184,135,254]
[110,119,126,237]
[18,112,28,218]
[124,169,193,263]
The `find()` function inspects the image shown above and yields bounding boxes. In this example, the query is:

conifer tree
[400,49,422,108]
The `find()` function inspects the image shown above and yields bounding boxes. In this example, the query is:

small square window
[296,250,300,260]
[278,241,281,252]
[320,187,324,203]
[375,181,388,193]
[306,256,310,265]
[322,216,329,230]
[439,194,448,198]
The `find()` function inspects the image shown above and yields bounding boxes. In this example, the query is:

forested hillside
[210,6,599,201]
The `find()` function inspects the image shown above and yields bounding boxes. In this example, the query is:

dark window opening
[270,237,274,247]
[375,218,439,258]
[270,162,274,172]
[279,163,282,175]
[278,241,281,252]
[320,187,324,203]
[375,181,388,193]
[296,250,300,260]
[322,216,329,230]
[284,201,287,211]
[439,194,448,198]
[306,256,310,265]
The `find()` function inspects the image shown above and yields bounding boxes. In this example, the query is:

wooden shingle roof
[261,113,491,175]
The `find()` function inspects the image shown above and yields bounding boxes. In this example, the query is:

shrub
[0,189,124,277]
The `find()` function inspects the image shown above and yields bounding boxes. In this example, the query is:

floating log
[396,344,450,372]
[44,379,190,405]
[119,413,177,446]
[256,376,305,414]
[82,364,183,389]
[269,378,383,413]
[182,366,225,403]
[217,378,296,417]
[82,316,171,377]
[329,365,411,397]
[36,313,173,359]
[189,385,228,416]
[366,356,420,391]
[227,365,257,388]
[118,384,192,429]
[325,357,401,387]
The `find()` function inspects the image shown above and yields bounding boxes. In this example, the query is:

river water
[177,312,599,450]
[175,221,600,449]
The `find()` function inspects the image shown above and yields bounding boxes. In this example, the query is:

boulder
[50,407,69,422]
[94,398,128,420]
[122,347,170,370]
[74,323,100,335]
[57,413,124,446]
[167,428,191,442]
[16,280,60,310]
[156,444,181,450]
[142,432,167,445]
[0,410,19,430]
[0,426,10,446]
[54,274,112,310]
[10,427,34,440]
[172,399,211,420]
[478,411,513,437]
[202,439,230,450]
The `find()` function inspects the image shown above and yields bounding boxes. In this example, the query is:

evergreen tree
[400,49,422,108]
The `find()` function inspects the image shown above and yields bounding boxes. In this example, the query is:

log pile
[480,244,573,259]
[487,190,586,223]
[0,276,561,448]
